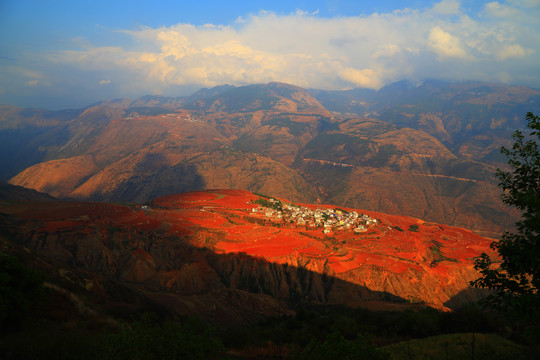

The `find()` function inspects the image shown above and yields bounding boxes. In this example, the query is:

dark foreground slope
[3,188,537,359]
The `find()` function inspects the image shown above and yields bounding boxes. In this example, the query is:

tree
[471,111,540,319]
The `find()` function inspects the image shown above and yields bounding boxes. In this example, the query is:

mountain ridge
[4,80,535,237]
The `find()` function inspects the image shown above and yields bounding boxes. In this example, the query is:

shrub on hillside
[0,254,45,331]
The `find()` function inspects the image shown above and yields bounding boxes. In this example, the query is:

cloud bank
[3,0,540,108]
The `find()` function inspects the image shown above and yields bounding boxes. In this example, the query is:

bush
[101,315,225,360]
[294,331,389,360]
[0,254,45,331]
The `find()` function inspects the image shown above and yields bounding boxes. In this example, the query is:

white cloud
[338,67,382,88]
[11,0,540,107]
[26,79,39,87]
[484,1,520,17]
[496,43,532,59]
[10,66,44,80]
[428,26,470,60]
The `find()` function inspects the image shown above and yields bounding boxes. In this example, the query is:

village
[251,198,379,234]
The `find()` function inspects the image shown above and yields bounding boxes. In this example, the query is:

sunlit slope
[6,81,530,235]
[0,189,495,319]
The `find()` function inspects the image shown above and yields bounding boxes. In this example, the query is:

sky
[1,0,539,109]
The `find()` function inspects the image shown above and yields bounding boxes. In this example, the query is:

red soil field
[149,190,495,272]
[1,189,497,309]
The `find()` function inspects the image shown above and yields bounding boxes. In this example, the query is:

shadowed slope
[0,189,494,323]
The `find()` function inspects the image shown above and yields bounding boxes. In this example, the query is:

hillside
[0,181,55,201]
[0,189,495,322]
[312,80,540,162]
[4,80,536,236]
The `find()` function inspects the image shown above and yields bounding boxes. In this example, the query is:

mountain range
[2,80,539,237]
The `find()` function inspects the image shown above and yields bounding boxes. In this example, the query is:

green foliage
[220,303,509,358]
[472,111,540,325]
[5,297,517,360]
[253,197,282,210]
[295,331,389,360]
[384,333,531,360]
[408,224,419,232]
[0,326,103,360]
[0,254,45,330]
[442,303,503,334]
[1,315,226,360]
[102,315,224,360]
[253,198,271,207]
[429,246,458,264]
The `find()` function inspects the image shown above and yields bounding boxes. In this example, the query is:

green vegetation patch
[295,331,388,360]
[1,315,226,360]
[253,197,283,210]
[384,333,527,360]
[428,242,458,265]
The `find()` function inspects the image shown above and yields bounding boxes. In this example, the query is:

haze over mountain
[3,80,539,237]
[3,1,539,110]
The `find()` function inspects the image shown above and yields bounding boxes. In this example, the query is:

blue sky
[1,0,539,109]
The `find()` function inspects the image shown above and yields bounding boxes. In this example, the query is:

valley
[3,81,538,237]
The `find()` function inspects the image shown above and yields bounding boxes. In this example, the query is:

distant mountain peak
[188,81,329,114]
[189,84,236,100]
[378,79,426,94]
